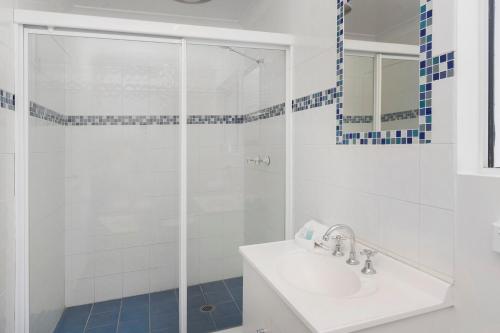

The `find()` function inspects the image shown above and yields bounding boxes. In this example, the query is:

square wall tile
[0,154,14,201]
[150,267,178,293]
[432,0,457,55]
[123,247,149,273]
[0,112,14,154]
[330,189,381,245]
[380,198,420,262]
[420,144,455,210]
[432,78,456,144]
[373,145,420,203]
[94,250,122,277]
[94,274,123,303]
[70,254,94,280]
[419,206,454,276]
[123,270,149,297]
[66,278,94,307]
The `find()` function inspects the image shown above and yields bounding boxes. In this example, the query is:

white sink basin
[277,251,361,298]
[240,240,453,333]
[240,240,452,333]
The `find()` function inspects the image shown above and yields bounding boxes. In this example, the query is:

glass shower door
[27,33,182,333]
[185,43,287,332]
[27,31,287,333]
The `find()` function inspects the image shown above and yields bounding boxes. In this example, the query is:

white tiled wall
[65,125,180,305]
[29,118,66,333]
[53,37,182,306]
[28,34,67,333]
[64,37,180,117]
[241,45,286,246]
[187,45,247,285]
[292,79,456,279]
[240,46,286,248]
[242,116,286,246]
[0,1,15,333]
[187,124,245,285]
[186,44,286,285]
[26,35,287,307]
[0,115,15,333]
[243,0,456,280]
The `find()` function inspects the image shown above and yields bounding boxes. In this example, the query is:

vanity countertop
[239,240,453,333]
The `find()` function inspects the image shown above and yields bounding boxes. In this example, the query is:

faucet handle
[360,248,378,259]
[332,235,344,257]
[360,249,377,275]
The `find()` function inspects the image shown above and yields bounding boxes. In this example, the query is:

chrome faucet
[321,224,360,265]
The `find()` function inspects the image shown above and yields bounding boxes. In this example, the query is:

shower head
[345,0,352,15]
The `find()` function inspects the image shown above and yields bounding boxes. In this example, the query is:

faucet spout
[322,224,360,265]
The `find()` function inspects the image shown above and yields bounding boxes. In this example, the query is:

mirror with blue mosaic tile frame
[337,0,446,145]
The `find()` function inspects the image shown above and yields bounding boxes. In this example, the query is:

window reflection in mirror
[343,0,420,133]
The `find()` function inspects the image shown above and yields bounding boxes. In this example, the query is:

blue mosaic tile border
[244,103,285,122]
[2,86,285,126]
[0,89,15,111]
[292,89,336,112]
[188,114,243,125]
[185,103,285,125]
[335,0,457,145]
[381,109,419,123]
[344,110,418,124]
[345,115,373,124]
[68,115,179,126]
[23,100,286,126]
[30,102,68,125]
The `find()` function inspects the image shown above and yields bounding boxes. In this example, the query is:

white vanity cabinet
[243,262,311,333]
[239,241,452,333]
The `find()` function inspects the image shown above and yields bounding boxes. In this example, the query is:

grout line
[83,303,94,332]
[222,279,241,315]
[294,176,455,212]
[115,298,123,333]
[60,282,238,333]
[199,283,218,331]
[148,292,151,333]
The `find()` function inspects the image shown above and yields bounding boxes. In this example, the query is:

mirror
[343,0,420,134]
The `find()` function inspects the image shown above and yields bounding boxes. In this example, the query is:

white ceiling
[18,0,256,27]
[345,0,420,44]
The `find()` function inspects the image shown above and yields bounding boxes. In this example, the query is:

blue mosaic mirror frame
[335,0,455,145]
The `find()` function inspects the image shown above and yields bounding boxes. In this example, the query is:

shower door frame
[14,10,294,333]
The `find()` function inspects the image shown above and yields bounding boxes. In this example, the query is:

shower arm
[221,46,264,64]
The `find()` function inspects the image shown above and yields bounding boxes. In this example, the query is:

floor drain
[200,304,215,313]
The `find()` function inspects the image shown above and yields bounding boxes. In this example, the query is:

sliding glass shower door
[28,33,182,333]
[186,43,287,332]
[26,31,287,333]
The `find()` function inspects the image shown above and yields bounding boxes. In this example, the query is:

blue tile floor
[54,277,243,333]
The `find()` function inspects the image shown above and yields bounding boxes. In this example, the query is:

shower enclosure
[17,16,290,333]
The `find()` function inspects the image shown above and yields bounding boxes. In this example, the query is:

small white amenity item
[295,220,329,250]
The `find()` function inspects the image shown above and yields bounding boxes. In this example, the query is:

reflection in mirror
[380,58,419,131]
[343,0,420,134]
[344,54,375,133]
